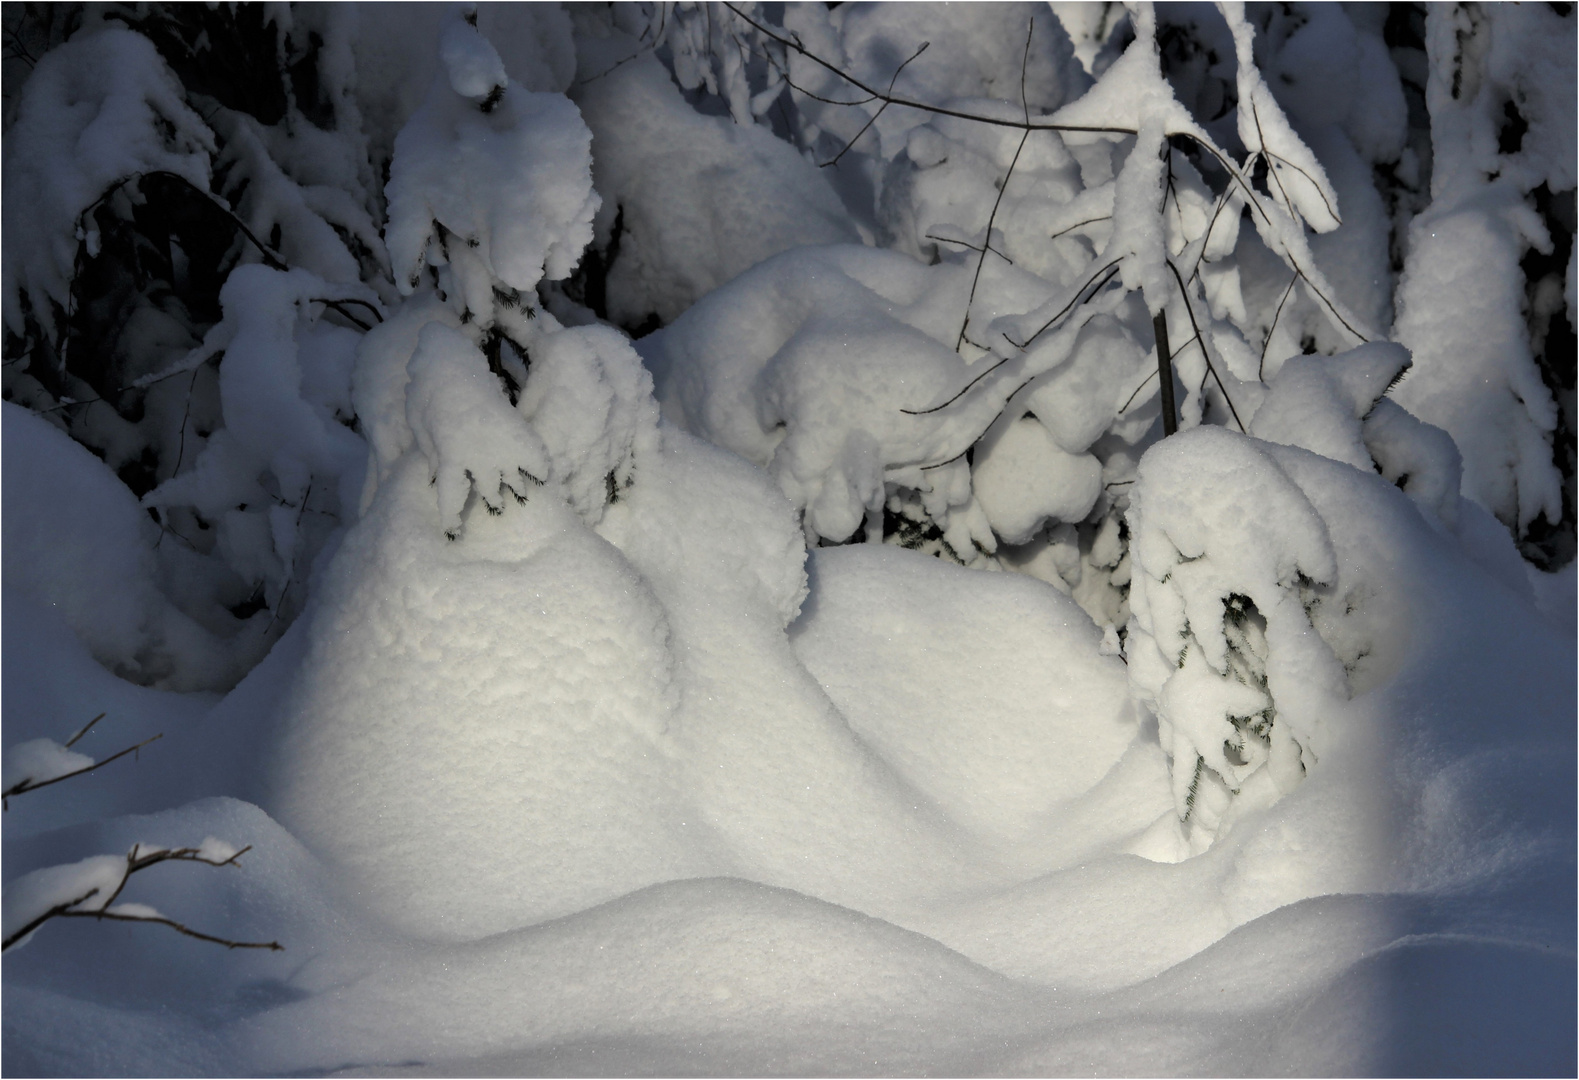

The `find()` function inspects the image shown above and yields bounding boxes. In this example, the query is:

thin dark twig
[1166,260,1246,433]
[1186,158,1254,283]
[821,39,929,167]
[944,16,1036,352]
[1050,215,1112,241]
[65,712,108,748]
[903,355,1013,416]
[1020,17,1033,126]
[1,844,282,952]
[920,449,969,471]
[171,366,203,478]
[0,887,101,951]
[925,232,1013,263]
[1257,108,1340,230]
[1260,270,1300,380]
[823,99,891,168]
[4,25,38,66]
[1118,332,1202,413]
[35,395,104,414]
[1010,258,1123,352]
[311,296,383,326]
[958,127,1030,349]
[61,908,283,950]
[264,480,313,636]
[723,2,1136,136]
[2,735,163,805]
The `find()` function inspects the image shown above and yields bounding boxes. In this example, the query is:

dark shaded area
[108,4,289,125]
[1520,185,1578,569]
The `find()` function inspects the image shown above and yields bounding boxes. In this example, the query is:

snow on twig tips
[2,842,282,953]
[3,711,164,810]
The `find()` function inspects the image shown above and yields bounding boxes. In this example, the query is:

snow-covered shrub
[644,3,1427,611]
[2,5,391,686]
[633,1,1552,836]
[1391,3,1576,567]
[4,6,1576,1074]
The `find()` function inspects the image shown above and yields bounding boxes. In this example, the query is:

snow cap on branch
[385,9,599,306]
[2,27,215,339]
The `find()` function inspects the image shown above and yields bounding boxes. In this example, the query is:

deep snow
[3,3,1575,1077]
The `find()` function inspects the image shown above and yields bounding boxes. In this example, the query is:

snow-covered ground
[3,3,1574,1076]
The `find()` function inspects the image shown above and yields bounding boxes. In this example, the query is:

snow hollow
[2,3,1574,1076]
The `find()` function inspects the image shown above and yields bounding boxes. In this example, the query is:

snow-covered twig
[2,726,163,809]
[1,842,282,953]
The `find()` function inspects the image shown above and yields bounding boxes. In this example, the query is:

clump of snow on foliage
[384,12,599,306]
[404,321,551,537]
[571,49,858,328]
[1124,426,1351,854]
[2,26,214,338]
[1393,4,1575,540]
[518,323,660,523]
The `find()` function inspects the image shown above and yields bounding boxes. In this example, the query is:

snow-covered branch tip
[1,842,283,953]
[3,712,164,810]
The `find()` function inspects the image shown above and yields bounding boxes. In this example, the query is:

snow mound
[792,544,1136,844]
[271,450,696,939]
[573,52,859,328]
[3,402,236,690]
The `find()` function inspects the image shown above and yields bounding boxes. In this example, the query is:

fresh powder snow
[2,4,1573,1077]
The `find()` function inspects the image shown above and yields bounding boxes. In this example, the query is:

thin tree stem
[1154,310,1178,437]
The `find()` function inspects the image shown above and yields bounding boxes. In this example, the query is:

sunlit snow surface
[3,3,1575,1076]
[4,392,1573,1076]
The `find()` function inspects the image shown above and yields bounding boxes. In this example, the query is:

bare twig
[1050,215,1113,242]
[957,130,1031,351]
[3,734,163,807]
[1118,332,1201,414]
[1007,258,1124,352]
[1260,270,1301,380]
[925,232,1013,263]
[821,40,930,168]
[2,843,282,952]
[723,2,1136,137]
[949,18,1039,353]
[65,712,108,748]
[310,297,383,330]
[1166,260,1246,433]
